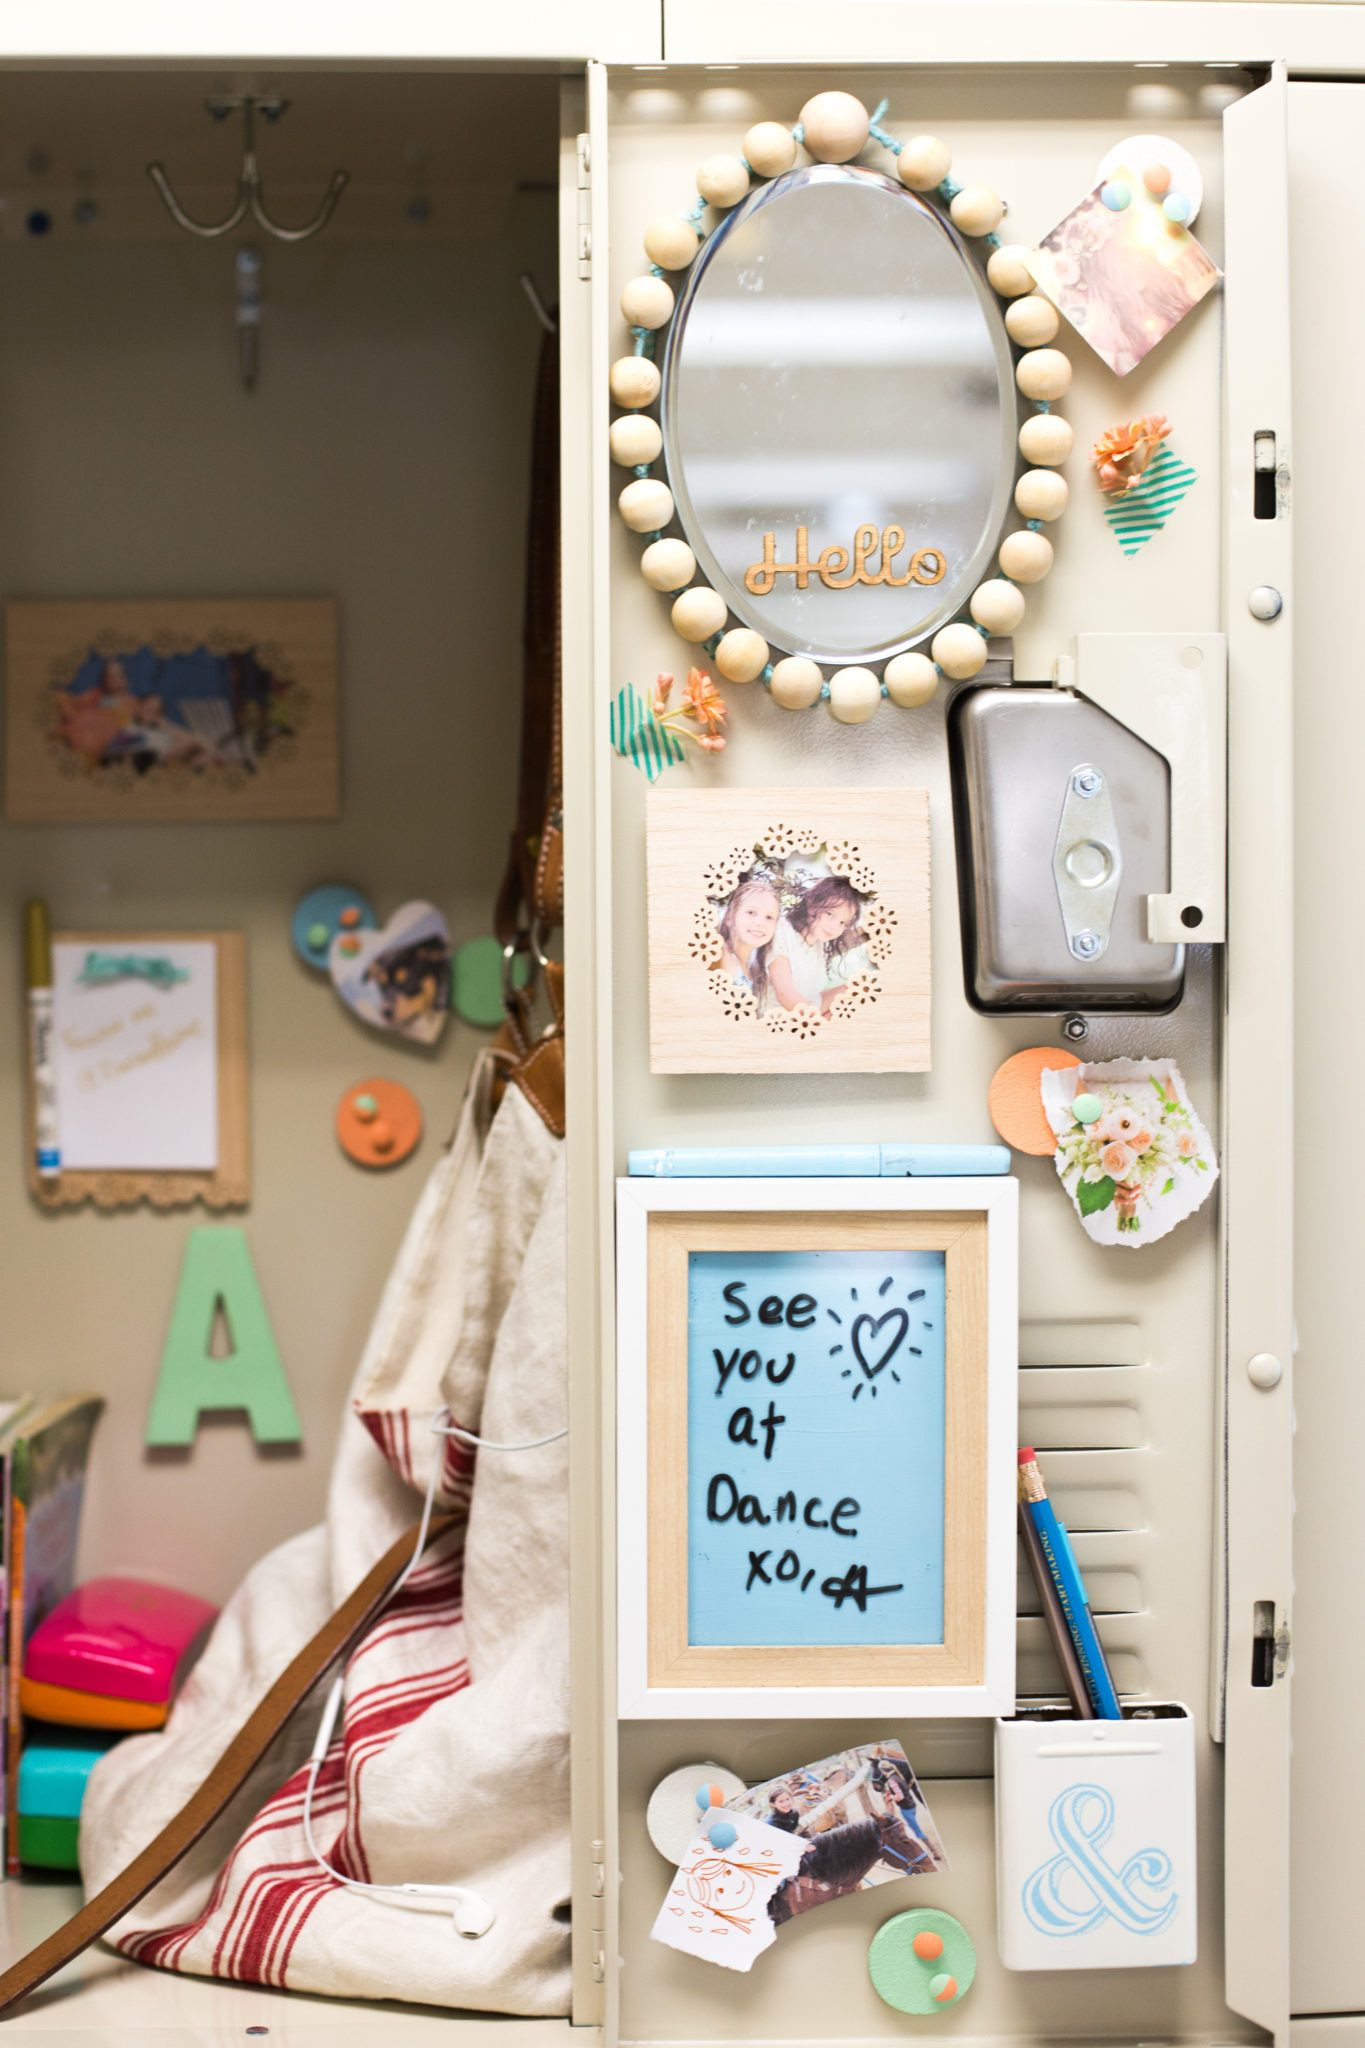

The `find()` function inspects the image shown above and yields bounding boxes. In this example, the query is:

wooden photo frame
[28,931,249,1212]
[646,786,930,1074]
[616,1177,1017,1718]
[4,598,339,824]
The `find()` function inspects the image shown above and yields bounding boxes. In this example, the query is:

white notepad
[51,940,219,1172]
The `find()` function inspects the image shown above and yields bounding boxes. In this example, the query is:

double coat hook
[147,95,349,243]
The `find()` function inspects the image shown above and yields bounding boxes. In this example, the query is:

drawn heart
[851,1308,909,1380]
[329,899,452,1047]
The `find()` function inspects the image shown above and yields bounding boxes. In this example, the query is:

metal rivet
[1070,929,1102,960]
[1248,585,1283,622]
[1071,766,1103,798]
[1061,1013,1089,1043]
[1247,1351,1283,1390]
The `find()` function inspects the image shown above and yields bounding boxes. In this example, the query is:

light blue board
[686,1248,947,1649]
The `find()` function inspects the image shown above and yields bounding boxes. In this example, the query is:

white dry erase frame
[616,1176,1017,1718]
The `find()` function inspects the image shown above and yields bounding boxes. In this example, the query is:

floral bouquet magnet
[1040,1058,1218,1248]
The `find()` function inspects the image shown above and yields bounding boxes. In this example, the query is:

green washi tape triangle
[1103,444,1199,557]
[610,685,684,782]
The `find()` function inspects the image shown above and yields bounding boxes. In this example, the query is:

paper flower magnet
[1040,1058,1218,1248]
[610,667,728,781]
[1092,413,1172,494]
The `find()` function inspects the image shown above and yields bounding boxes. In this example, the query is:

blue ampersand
[1022,1783,1178,1939]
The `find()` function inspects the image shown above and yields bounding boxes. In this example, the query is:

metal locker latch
[1053,763,1123,962]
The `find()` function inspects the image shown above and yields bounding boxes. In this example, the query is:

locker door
[1288,77,1365,2028]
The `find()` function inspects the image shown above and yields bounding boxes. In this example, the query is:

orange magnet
[912,1930,944,1961]
[336,1079,422,1170]
[988,1046,1083,1155]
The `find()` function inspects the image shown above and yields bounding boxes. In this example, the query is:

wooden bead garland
[610,89,1072,722]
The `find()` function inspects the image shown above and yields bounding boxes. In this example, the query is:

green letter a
[146,1228,302,1447]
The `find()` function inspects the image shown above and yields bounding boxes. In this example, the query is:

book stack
[0,1395,104,1874]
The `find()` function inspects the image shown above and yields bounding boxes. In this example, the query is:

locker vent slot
[1017,1321,1148,1704]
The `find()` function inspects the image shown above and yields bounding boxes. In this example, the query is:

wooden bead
[744,121,797,178]
[621,274,674,330]
[827,666,882,723]
[896,134,951,192]
[609,355,661,408]
[1014,469,1069,521]
[643,216,700,271]
[986,243,1036,298]
[715,628,769,682]
[1018,413,1073,466]
[641,538,696,591]
[609,413,663,467]
[931,622,988,679]
[697,154,750,208]
[883,652,938,708]
[949,185,1004,237]
[769,656,823,710]
[999,529,1054,583]
[1015,348,1072,401]
[618,477,674,533]
[671,585,727,641]
[970,580,1026,634]
[1004,294,1059,347]
[799,91,869,164]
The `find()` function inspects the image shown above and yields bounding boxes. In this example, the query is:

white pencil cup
[994,1703,1197,1971]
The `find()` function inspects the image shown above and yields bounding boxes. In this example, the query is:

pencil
[1018,1447,1122,1719]
[1017,1488,1095,1718]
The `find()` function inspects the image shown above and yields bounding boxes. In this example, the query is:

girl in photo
[767,876,866,1016]
[717,876,780,1009]
[766,1786,804,1835]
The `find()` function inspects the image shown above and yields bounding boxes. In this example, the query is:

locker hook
[147,96,349,244]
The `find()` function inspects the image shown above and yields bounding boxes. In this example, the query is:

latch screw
[1070,929,1102,960]
[1071,766,1103,798]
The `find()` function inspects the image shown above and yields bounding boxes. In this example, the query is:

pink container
[24,1577,219,1707]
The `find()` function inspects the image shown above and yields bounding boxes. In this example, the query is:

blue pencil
[1018,1447,1122,1719]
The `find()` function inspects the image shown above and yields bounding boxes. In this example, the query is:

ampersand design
[1022,1783,1178,1939]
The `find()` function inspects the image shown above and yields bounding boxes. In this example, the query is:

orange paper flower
[683,666,727,734]
[1092,413,1172,494]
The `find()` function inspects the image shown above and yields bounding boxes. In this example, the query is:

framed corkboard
[616,1176,1018,1718]
[27,931,249,1212]
[4,598,339,824]
[645,785,930,1073]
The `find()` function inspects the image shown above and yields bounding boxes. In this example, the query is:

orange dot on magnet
[912,1930,944,1961]
[338,934,362,958]
[988,1046,1083,1156]
[931,1974,959,2004]
[338,904,363,928]
[1143,161,1172,196]
[336,1079,422,1170]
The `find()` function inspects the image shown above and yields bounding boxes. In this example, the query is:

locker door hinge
[589,1835,606,1980]
[576,132,592,281]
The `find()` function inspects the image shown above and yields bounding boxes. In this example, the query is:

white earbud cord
[301,1407,567,1936]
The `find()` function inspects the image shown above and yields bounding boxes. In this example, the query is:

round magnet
[452,934,507,1029]
[1073,1092,1103,1125]
[868,1908,977,2016]
[646,1762,747,1864]
[1096,133,1203,225]
[706,1819,737,1851]
[988,1047,1083,1156]
[335,1078,422,1169]
[292,885,377,971]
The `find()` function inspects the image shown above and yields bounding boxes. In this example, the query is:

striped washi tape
[1103,443,1199,557]
[610,684,685,781]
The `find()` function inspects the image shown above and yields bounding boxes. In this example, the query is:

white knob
[1247,1351,1283,1390]
[1248,585,1284,621]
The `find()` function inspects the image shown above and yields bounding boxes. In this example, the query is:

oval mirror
[662,163,1018,666]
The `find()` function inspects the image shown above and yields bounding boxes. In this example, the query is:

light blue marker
[628,1143,1011,1178]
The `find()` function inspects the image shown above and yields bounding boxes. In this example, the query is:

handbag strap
[0,1512,457,2020]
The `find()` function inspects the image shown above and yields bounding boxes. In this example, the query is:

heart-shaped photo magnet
[329,899,452,1046]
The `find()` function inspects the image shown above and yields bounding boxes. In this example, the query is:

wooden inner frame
[646,1210,988,1691]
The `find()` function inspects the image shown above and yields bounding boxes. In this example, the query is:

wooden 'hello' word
[744,524,947,596]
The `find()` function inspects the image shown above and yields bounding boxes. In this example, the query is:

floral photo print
[1040,1058,1218,1248]
[647,788,930,1074]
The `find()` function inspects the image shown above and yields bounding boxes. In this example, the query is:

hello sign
[616,1178,1020,1719]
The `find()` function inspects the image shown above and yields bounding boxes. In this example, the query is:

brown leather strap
[0,1513,457,2020]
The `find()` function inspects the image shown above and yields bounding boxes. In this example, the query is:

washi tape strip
[610,684,685,781]
[1103,443,1199,556]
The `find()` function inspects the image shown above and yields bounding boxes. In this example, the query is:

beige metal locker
[0,5,1358,2044]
